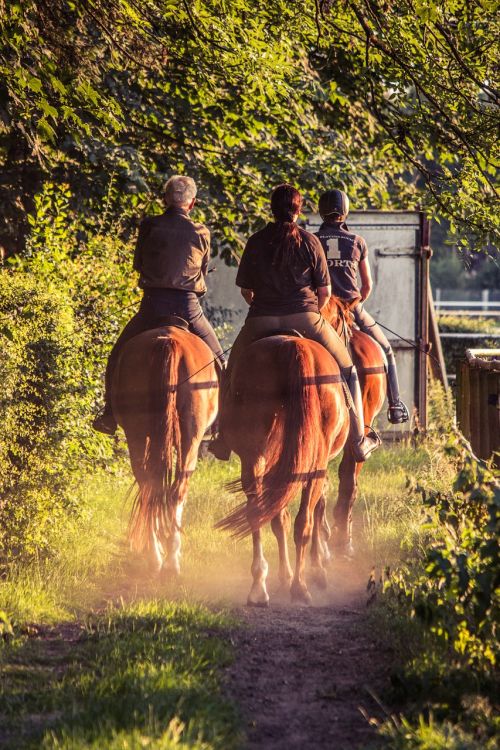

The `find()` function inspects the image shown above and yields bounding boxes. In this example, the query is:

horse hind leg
[244,467,270,608]
[247,529,269,608]
[310,493,329,590]
[332,449,359,558]
[271,508,293,593]
[162,440,199,578]
[291,479,323,606]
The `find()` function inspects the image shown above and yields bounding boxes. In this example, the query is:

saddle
[251,329,304,343]
[154,314,190,331]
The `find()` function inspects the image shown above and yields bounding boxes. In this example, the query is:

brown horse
[215,334,350,606]
[317,298,387,559]
[111,325,218,575]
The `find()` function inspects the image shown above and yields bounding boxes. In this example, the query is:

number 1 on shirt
[327,237,341,259]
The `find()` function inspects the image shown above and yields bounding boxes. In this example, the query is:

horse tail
[216,339,325,538]
[129,336,181,552]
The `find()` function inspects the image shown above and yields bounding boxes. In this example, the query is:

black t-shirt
[236,223,330,317]
[315,221,368,302]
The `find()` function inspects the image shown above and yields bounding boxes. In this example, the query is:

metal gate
[205,210,431,434]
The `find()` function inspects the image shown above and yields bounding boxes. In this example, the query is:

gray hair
[162,175,197,207]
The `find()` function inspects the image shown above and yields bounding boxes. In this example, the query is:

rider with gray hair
[93,174,226,435]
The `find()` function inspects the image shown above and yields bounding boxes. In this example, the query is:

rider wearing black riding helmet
[315,189,409,425]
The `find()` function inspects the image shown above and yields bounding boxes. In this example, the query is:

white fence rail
[434,288,500,316]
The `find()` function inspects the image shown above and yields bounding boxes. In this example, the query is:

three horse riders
[94,177,407,457]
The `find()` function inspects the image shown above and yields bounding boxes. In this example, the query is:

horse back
[225,335,348,460]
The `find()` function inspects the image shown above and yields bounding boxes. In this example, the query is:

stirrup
[387,400,409,425]
[92,408,117,436]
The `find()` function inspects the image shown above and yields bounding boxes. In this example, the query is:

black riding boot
[92,404,118,436]
[344,366,381,462]
[386,356,409,424]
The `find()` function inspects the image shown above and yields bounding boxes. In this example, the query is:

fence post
[461,361,471,440]
[469,367,481,456]
[487,372,499,468]
[479,370,490,459]
[482,288,489,313]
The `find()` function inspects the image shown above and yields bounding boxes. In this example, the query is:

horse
[316,298,387,559]
[111,324,218,575]
[215,333,350,606]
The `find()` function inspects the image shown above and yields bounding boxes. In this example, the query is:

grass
[0,440,438,624]
[0,437,441,749]
[0,600,239,749]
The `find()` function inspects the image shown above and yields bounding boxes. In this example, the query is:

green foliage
[0,184,139,560]
[389,435,499,672]
[380,712,499,750]
[0,270,83,558]
[1,1,497,257]
[375,431,499,747]
[437,316,498,334]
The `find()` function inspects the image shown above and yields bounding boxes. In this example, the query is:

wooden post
[487,372,499,467]
[479,370,490,459]
[469,367,480,456]
[428,280,448,389]
[418,215,431,428]
[461,361,471,440]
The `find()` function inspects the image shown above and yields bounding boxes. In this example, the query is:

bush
[0,272,85,558]
[377,429,499,747]
[0,185,140,561]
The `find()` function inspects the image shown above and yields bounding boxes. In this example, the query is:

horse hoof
[339,542,355,560]
[247,598,269,608]
[290,584,312,606]
[331,538,355,560]
[310,568,328,590]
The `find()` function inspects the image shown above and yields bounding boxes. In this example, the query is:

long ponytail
[270,184,303,270]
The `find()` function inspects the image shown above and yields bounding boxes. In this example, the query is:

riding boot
[343,366,381,462]
[208,362,232,461]
[92,403,118,436]
[386,355,410,424]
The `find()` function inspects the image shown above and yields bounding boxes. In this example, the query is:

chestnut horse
[317,298,386,558]
[111,325,218,575]
[215,334,350,606]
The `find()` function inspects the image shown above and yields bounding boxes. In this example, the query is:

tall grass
[0,439,437,625]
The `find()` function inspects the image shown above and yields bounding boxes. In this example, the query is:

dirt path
[225,563,391,750]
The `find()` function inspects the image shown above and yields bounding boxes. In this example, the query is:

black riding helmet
[318,189,350,220]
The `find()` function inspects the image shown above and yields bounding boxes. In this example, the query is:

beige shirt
[133,207,210,295]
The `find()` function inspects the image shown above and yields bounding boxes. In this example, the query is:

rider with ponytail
[209,183,380,462]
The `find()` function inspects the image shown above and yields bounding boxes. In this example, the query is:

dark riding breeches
[104,289,225,404]
[353,304,394,365]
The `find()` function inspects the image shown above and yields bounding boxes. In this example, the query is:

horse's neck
[324,298,351,346]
